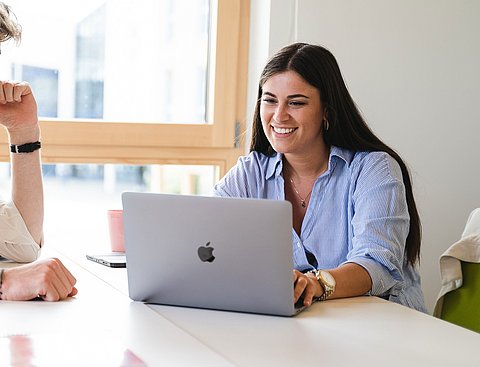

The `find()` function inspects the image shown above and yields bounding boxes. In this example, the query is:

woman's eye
[262,98,277,104]
[289,100,306,106]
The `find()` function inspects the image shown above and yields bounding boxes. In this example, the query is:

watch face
[320,270,336,287]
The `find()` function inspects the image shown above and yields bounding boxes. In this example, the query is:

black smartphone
[86,253,126,268]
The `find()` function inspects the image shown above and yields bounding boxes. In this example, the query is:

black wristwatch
[10,141,42,153]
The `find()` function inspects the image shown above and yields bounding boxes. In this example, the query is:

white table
[155,296,480,366]
[2,247,479,366]
[0,251,231,366]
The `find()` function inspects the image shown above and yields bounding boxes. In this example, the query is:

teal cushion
[441,262,480,333]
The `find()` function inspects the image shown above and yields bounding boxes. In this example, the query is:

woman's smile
[272,126,298,135]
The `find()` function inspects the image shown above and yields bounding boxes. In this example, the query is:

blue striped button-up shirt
[213,146,426,312]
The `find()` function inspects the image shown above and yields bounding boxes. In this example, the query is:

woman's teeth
[273,126,296,134]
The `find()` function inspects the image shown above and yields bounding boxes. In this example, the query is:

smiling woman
[214,42,426,313]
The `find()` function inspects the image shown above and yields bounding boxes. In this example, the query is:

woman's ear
[323,107,329,131]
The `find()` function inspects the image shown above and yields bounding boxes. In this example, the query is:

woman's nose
[274,104,288,122]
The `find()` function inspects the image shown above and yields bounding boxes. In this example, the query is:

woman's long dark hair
[251,43,421,266]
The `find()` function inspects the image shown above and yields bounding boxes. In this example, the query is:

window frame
[0,0,250,177]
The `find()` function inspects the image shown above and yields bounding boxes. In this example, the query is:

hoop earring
[324,119,330,131]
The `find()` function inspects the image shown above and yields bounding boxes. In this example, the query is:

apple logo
[197,241,215,263]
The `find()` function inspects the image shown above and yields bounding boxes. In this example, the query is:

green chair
[440,261,480,333]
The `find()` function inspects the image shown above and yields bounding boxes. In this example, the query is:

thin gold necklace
[287,170,312,208]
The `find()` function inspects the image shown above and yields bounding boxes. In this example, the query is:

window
[0,1,250,248]
[13,64,59,117]
[0,0,250,174]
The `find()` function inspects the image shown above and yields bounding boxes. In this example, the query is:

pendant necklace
[288,174,312,208]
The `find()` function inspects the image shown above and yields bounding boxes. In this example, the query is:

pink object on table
[107,210,125,252]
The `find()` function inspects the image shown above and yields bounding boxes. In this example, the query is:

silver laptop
[122,192,303,316]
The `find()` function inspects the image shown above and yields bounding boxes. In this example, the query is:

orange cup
[107,210,125,252]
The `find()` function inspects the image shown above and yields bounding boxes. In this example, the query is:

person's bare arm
[0,81,43,245]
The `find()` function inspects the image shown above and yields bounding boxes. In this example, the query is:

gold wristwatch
[309,269,336,301]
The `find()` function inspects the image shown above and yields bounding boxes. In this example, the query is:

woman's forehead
[262,71,318,96]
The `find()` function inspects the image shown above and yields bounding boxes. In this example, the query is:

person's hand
[0,258,78,301]
[0,80,39,141]
[293,269,323,307]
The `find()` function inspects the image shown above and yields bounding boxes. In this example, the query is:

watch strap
[308,269,335,301]
[10,141,42,153]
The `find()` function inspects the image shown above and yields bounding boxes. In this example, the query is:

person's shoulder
[237,151,272,164]
[215,151,277,197]
[352,150,403,182]
[220,151,276,183]
[235,151,278,173]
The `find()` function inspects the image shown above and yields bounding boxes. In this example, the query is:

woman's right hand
[293,269,323,307]
[0,80,39,141]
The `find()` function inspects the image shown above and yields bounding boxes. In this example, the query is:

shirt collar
[329,146,354,168]
[264,146,355,180]
[265,152,284,180]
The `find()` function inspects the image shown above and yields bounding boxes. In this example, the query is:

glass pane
[0,0,210,123]
[0,162,218,252]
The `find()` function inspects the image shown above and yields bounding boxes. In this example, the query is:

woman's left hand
[293,269,323,307]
